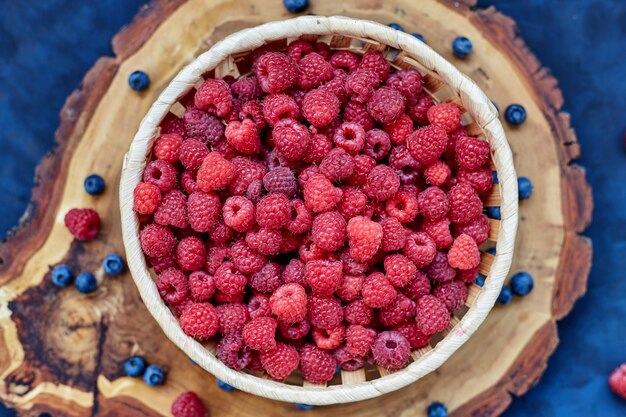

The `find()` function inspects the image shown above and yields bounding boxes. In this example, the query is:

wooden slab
[0,0,592,416]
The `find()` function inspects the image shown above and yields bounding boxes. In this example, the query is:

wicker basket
[120,15,518,405]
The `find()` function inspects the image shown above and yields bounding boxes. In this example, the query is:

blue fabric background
[1,1,625,415]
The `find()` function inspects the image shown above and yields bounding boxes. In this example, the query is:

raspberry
[426,251,456,283]
[222,196,256,232]
[263,167,296,197]
[214,291,245,304]
[362,272,397,308]
[157,268,189,304]
[216,333,252,371]
[208,221,233,245]
[267,283,307,323]
[155,190,188,229]
[312,211,347,252]
[347,216,383,262]
[386,191,419,223]
[197,152,237,191]
[254,52,298,93]
[422,218,453,249]
[140,223,176,258]
[386,69,423,105]
[346,154,376,187]
[231,76,262,102]
[346,325,376,357]
[359,51,390,81]
[262,93,300,126]
[183,108,224,145]
[434,280,468,311]
[170,298,193,317]
[367,86,405,124]
[454,213,490,246]
[189,270,215,301]
[457,167,494,195]
[248,293,271,320]
[225,119,261,155]
[343,100,376,131]
[180,302,219,339]
[187,191,220,232]
[335,347,367,371]
[299,237,330,262]
[320,147,355,182]
[255,193,289,229]
[194,79,232,117]
[330,50,360,72]
[409,93,435,124]
[456,136,490,170]
[372,331,411,371]
[379,293,417,327]
[286,39,314,61]
[259,343,299,380]
[406,125,448,165]
[363,129,391,161]
[304,133,333,164]
[346,70,380,103]
[302,88,340,127]
[279,201,310,236]
[243,317,278,352]
[150,254,178,276]
[161,113,185,136]
[380,217,407,252]
[401,271,431,301]
[240,100,267,130]
[272,118,310,161]
[446,126,467,159]
[415,295,450,335]
[363,201,388,222]
[215,261,247,295]
[384,254,417,288]
[337,187,368,220]
[305,259,343,295]
[297,164,319,188]
[250,44,277,64]
[448,233,481,270]
[279,319,311,340]
[296,53,334,90]
[143,159,178,192]
[418,187,450,221]
[457,267,478,283]
[427,102,462,133]
[216,302,250,335]
[303,173,343,213]
[364,165,400,201]
[344,299,374,326]
[133,182,161,215]
[154,133,183,163]
[402,231,436,268]
[230,156,268,196]
[448,183,482,225]
[308,294,343,329]
[388,144,422,185]
[179,139,209,170]
[231,240,267,274]
[314,42,332,60]
[171,391,208,417]
[214,138,237,159]
[333,122,366,154]
[336,273,365,301]
[424,161,451,187]
[392,322,431,349]
[281,258,307,288]
[312,325,345,350]
[321,70,348,104]
[176,237,206,271]
[383,113,414,145]
[610,364,626,399]
[250,262,282,293]
[245,227,282,255]
[299,344,336,384]
[180,171,200,198]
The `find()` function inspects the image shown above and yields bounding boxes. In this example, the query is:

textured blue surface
[1,1,625,416]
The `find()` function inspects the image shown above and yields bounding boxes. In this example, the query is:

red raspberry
[388,144,422,185]
[254,52,297,93]
[189,270,215,301]
[197,152,237,191]
[183,108,224,145]
[240,100,267,130]
[225,119,261,155]
[380,216,408,252]
[312,211,347,252]
[320,148,355,182]
[427,102,462,133]
[333,122,366,154]
[194,79,232,118]
[384,254,417,288]
[346,325,376,357]
[457,167,494,195]
[457,267,478,283]
[304,133,333,164]
[208,221,233,245]
[268,283,307,323]
[272,118,310,161]
[379,293,417,327]
[364,165,400,201]
[161,113,185,136]
[454,213,490,246]
[424,161,452,187]
[222,196,256,232]
[157,268,189,304]
[401,271,431,301]
[155,190,188,229]
[299,344,336,384]
[248,293,271,320]
[367,86,405,124]
[406,124,448,165]
[340,249,368,274]
[335,347,367,371]
[392,322,431,349]
[346,154,376,187]
[245,227,282,255]
[170,298,193,317]
[263,167,296,197]
[297,165,319,188]
[285,87,307,110]
[250,262,282,293]
[245,179,265,205]
[446,126,467,159]
[214,291,245,304]
[243,317,278,352]
[279,319,311,340]
[347,216,383,262]
[448,233,481,270]
[363,129,391,161]
[133,182,161,214]
[171,391,208,417]
[229,156,268,196]
[286,39,314,61]
[383,113,413,146]
[176,237,206,271]
[280,200,311,235]
[299,237,330,262]
[362,271,397,308]
[305,260,343,296]
[312,325,345,350]
[154,133,183,163]
[321,70,348,104]
[359,51,390,81]
[216,302,250,335]
[179,139,209,170]
[408,92,435,124]
[418,186,450,221]
[434,280,468,311]
[422,218,454,249]
[426,251,456,283]
[402,231,436,268]
[610,364,626,399]
[386,69,423,105]
[216,333,252,371]
[344,299,374,326]
[187,191,220,232]
[214,138,238,159]
[259,343,299,380]
[448,183,482,225]
[372,331,411,371]
[215,261,247,295]
[296,53,334,89]
[262,93,300,126]
[180,302,219,339]
[335,273,364,301]
[231,240,267,274]
[386,191,419,223]
[140,223,176,258]
[456,136,490,170]
[415,295,450,335]
[303,173,343,213]
[302,88,340,127]
[256,193,290,229]
[330,50,360,72]
[282,258,307,287]
[308,294,343,329]
[337,187,368,220]
[343,100,376,131]
[346,70,380,103]
[143,159,177,192]
[231,76,262,102]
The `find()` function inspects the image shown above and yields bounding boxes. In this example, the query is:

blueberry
[474,274,486,287]
[497,285,513,305]
[75,272,97,294]
[492,171,499,184]
[124,356,147,377]
[84,174,105,195]
[427,401,448,417]
[412,33,426,43]
[51,264,73,287]
[486,247,496,255]
[283,0,309,14]
[510,272,534,296]
[504,104,526,125]
[128,70,150,91]
[518,177,533,200]
[452,36,472,58]
[216,379,235,392]
[295,403,315,411]
[103,254,125,276]
[485,206,501,220]
[143,364,165,386]
[388,23,404,31]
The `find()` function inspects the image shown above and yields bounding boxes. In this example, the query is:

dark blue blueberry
[485,206,501,220]
[283,0,309,14]
[217,379,235,392]
[427,401,448,417]
[504,104,526,125]
[124,355,147,377]
[497,285,513,305]
[411,33,426,43]
[510,272,534,296]
[84,174,105,195]
[474,274,486,287]
[388,23,404,31]
[486,247,496,256]
[103,254,125,276]
[128,70,150,91]
[51,264,73,287]
[518,177,533,200]
[143,364,165,386]
[295,403,315,411]
[452,36,472,58]
[75,272,97,294]
[492,171,499,184]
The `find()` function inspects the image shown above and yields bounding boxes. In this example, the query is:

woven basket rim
[119,15,518,405]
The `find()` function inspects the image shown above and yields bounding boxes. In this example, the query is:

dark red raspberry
[171,391,208,417]
[386,191,419,223]
[305,259,343,296]
[346,216,383,262]
[321,70,348,104]
[259,343,299,380]
[154,190,188,229]
[448,183,482,225]
[214,138,238,159]
[424,161,452,186]
[388,144,422,185]
[304,133,333,164]
[183,107,224,145]
[380,216,408,252]
[297,164,320,188]
[279,319,311,340]
[263,167,296,197]
[386,69,423,105]
[314,42,332,60]
[160,113,185,136]
[215,261,247,295]
[179,139,209,170]
[302,88,340,127]
[170,298,193,317]
[250,262,282,293]
[456,136,490,170]
[346,154,376,187]
[446,126,467,159]
[262,93,300,126]
[392,322,431,349]
[448,233,481,270]
[143,159,177,192]
[256,193,290,229]
[154,133,183,163]
[457,267,478,283]
[406,124,448,165]
[281,258,307,288]
[333,122,366,154]
[426,102,462,133]
[279,233,303,256]
[140,223,176,258]
[243,317,278,352]
[303,173,343,213]
[240,100,267,131]
[133,182,161,215]
[383,113,414,145]
[231,76,262,102]
[229,156,268,196]
[330,50,360,72]
[367,86,405,124]
[335,347,367,371]
[246,179,265,205]
[454,213,490,246]
[189,270,215,301]
[157,268,189,304]
[372,331,411,371]
[197,152,236,191]
[286,87,307,110]
[457,167,494,195]
[214,291,245,304]
[362,272,397,308]
[194,79,232,117]
[345,325,376,357]
[208,221,233,245]
[245,227,282,255]
[426,251,456,283]
[216,302,250,335]
[286,39,314,61]
[379,293,417,327]
[401,270,431,301]
[384,254,417,288]
[418,186,450,221]
[409,92,435,124]
[299,344,336,384]
[180,302,219,339]
[254,52,297,93]
[308,294,343,329]
[343,100,376,131]
[312,211,347,252]
[403,231,436,268]
[337,187,368,220]
[296,53,334,90]
[222,196,256,232]
[248,293,271,320]
[416,295,450,335]
[312,325,345,350]
[422,218,453,249]
[364,165,400,201]
[176,237,205,271]
[344,299,374,326]
[362,129,391,161]
[231,240,267,274]
[434,280,468,311]
[346,70,380,103]
[359,50,390,81]
[272,118,311,161]
[216,333,252,371]
[319,148,355,182]
[225,119,260,155]
[187,191,220,232]
[269,283,307,323]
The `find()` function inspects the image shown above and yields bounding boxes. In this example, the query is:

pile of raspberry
[133,40,492,383]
